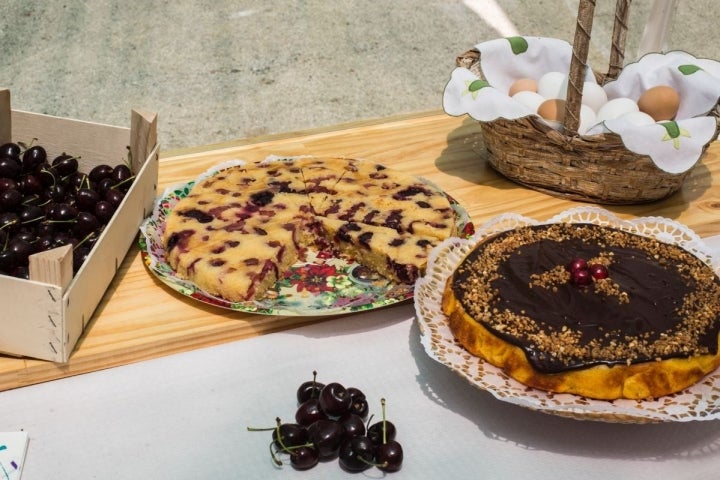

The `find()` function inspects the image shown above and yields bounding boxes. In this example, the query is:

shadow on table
[407,319,720,462]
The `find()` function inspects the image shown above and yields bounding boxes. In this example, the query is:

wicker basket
[460,0,720,204]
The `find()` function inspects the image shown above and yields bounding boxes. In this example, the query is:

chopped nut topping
[451,223,720,370]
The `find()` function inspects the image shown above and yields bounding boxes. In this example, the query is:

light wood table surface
[1,111,718,391]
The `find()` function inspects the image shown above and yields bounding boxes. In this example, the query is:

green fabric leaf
[506,36,529,55]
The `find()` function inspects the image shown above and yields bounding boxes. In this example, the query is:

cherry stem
[18,137,38,151]
[381,397,387,445]
[248,418,288,467]
[74,231,97,250]
[355,455,388,468]
[21,216,45,225]
[269,442,283,467]
[311,370,319,399]
[21,195,48,207]
[41,168,57,185]
[125,145,135,173]
[274,417,291,450]
[0,219,18,231]
[45,219,77,225]
[112,175,136,190]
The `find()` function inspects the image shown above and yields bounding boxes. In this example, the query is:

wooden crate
[0,88,158,362]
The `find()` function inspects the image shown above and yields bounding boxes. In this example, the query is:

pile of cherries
[248,371,403,473]
[567,257,609,287]
[0,140,134,278]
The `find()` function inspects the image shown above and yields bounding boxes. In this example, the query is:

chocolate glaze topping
[452,223,720,373]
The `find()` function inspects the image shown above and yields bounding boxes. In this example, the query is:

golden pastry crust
[443,283,720,400]
[441,223,720,400]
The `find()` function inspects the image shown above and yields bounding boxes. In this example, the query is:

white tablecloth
[1,235,719,480]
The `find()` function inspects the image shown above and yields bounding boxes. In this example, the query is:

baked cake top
[450,222,720,373]
[161,157,458,302]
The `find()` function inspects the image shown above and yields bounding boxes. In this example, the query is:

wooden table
[2,111,718,391]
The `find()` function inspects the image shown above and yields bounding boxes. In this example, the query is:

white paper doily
[414,206,720,423]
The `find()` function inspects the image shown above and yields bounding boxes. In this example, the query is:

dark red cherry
[295,398,328,427]
[319,382,352,416]
[0,157,20,178]
[296,371,325,404]
[22,145,47,172]
[52,231,77,249]
[0,142,21,159]
[112,164,133,189]
[47,203,78,222]
[17,174,43,195]
[73,246,92,273]
[567,257,588,273]
[52,153,79,176]
[94,200,116,224]
[75,188,101,212]
[96,177,114,197]
[306,419,343,459]
[289,446,319,471]
[36,234,54,252]
[589,263,609,280]
[44,183,67,202]
[7,237,35,265]
[73,211,100,238]
[571,269,592,286]
[0,189,22,210]
[0,249,17,273]
[271,423,308,450]
[0,212,19,235]
[18,205,45,227]
[375,440,403,472]
[38,164,59,187]
[67,172,90,192]
[339,435,374,472]
[347,387,369,419]
[338,412,365,442]
[367,420,396,445]
[104,188,125,208]
[0,177,17,192]
[89,164,114,183]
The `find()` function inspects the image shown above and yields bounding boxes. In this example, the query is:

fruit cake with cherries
[162,157,457,302]
[442,222,720,400]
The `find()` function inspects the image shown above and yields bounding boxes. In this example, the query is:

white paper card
[0,432,29,479]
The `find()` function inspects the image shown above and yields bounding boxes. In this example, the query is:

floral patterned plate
[139,160,471,316]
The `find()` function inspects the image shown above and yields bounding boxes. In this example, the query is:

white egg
[578,104,597,134]
[619,110,656,126]
[512,91,545,113]
[596,97,639,122]
[580,82,608,113]
[537,71,568,99]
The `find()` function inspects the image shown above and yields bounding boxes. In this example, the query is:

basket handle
[563,0,631,134]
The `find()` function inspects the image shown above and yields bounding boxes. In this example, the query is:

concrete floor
[1,1,716,151]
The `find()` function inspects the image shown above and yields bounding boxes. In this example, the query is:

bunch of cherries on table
[0,140,134,278]
[248,371,404,473]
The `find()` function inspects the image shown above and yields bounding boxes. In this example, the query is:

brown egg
[509,78,538,96]
[537,98,566,122]
[637,85,680,121]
